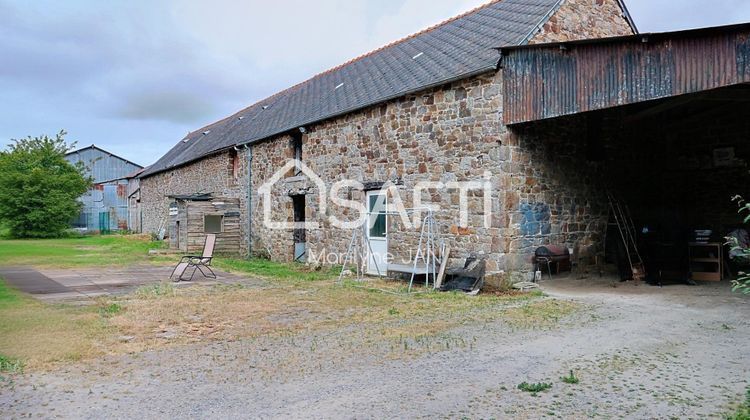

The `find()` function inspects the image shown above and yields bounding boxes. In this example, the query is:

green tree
[0,130,91,238]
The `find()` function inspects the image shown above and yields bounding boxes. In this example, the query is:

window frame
[204,214,224,234]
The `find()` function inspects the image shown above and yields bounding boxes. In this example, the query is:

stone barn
[499,24,750,283]
[138,1,750,284]
[139,0,637,279]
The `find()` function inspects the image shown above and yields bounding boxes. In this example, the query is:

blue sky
[2,0,750,167]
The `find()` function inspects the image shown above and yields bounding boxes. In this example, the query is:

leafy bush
[729,196,750,294]
[0,131,90,238]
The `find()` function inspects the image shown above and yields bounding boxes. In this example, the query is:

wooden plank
[434,245,450,290]
[691,272,721,281]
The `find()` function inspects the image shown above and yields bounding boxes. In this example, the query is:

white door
[366,191,388,276]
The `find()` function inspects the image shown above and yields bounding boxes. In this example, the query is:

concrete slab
[0,267,73,295]
[0,264,263,303]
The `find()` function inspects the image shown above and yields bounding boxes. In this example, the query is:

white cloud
[625,0,750,32]
[0,0,748,165]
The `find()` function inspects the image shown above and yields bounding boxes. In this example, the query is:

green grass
[0,280,22,309]
[133,283,176,298]
[215,258,340,282]
[97,302,122,317]
[0,278,109,369]
[0,354,24,373]
[0,234,167,267]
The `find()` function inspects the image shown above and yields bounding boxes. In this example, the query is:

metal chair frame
[170,234,217,282]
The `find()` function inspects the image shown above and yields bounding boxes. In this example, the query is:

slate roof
[141,0,565,178]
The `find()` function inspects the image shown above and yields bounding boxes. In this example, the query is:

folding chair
[170,234,217,281]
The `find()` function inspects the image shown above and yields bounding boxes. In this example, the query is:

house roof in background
[65,144,144,169]
[141,0,569,177]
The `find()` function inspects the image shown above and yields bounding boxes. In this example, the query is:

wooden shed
[168,194,241,254]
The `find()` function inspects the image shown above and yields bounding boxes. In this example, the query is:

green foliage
[0,354,24,373]
[726,386,750,420]
[517,381,552,394]
[0,130,90,238]
[561,370,580,384]
[98,302,122,317]
[729,196,750,294]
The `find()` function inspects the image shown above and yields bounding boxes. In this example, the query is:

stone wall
[140,149,249,254]
[250,72,506,270]
[528,0,634,44]
[504,114,611,269]
[246,74,609,276]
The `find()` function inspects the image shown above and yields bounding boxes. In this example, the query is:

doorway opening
[292,194,306,262]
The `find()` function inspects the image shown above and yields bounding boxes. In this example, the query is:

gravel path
[2,278,749,419]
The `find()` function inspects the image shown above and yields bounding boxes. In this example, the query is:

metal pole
[338,228,358,284]
[408,219,427,292]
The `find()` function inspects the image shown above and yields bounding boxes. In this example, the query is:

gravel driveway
[2,277,748,418]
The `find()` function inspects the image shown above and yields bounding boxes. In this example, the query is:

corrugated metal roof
[501,23,750,124]
[141,0,564,177]
[65,145,143,184]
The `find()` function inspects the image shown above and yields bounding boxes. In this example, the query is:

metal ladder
[606,191,645,282]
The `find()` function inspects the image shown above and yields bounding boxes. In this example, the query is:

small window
[368,194,387,239]
[204,214,223,233]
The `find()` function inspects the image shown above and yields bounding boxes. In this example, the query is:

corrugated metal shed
[65,145,143,232]
[65,145,143,183]
[501,23,750,125]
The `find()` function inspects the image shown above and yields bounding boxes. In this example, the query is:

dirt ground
[1,275,749,419]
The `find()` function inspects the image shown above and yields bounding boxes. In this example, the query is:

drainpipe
[244,144,254,258]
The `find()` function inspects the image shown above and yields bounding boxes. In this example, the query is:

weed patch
[134,283,175,298]
[0,354,24,373]
[517,381,553,395]
[98,302,123,317]
[726,386,750,420]
[561,370,580,384]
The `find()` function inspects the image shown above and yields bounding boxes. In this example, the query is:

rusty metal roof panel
[501,23,750,125]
